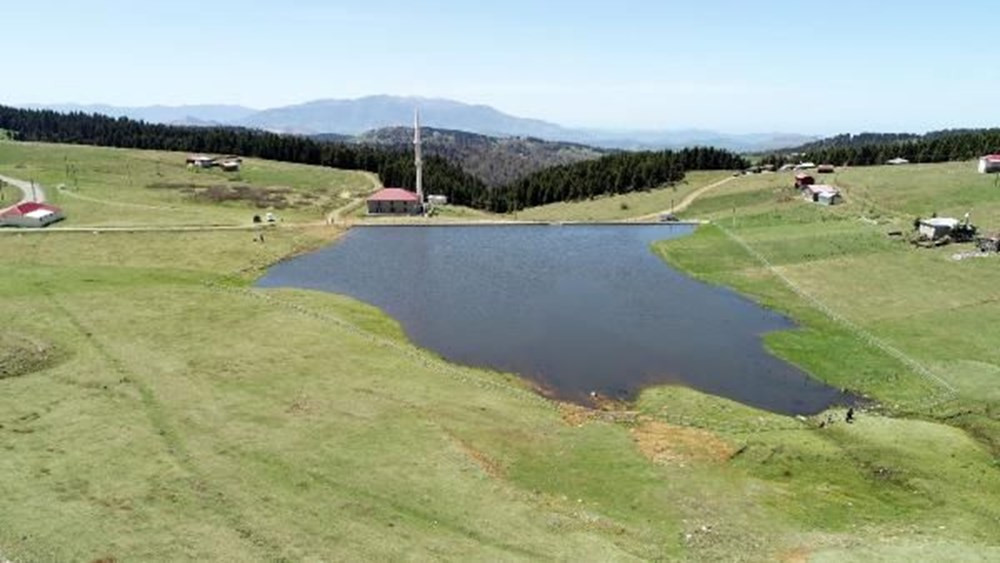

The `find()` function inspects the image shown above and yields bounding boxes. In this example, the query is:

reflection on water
[258,225,853,415]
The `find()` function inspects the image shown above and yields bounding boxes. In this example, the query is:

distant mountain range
[17,96,816,153]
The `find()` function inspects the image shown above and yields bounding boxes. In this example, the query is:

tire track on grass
[714,225,958,409]
[34,284,283,559]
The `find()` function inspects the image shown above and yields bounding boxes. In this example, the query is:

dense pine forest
[0,105,746,212]
[762,129,1000,167]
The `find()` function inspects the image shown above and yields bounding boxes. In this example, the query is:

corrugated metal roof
[367,188,419,202]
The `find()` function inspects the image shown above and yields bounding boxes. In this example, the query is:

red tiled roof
[984,154,1000,161]
[1,202,61,217]
[367,188,419,202]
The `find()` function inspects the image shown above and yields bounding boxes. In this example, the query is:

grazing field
[657,161,1000,458]
[512,171,731,222]
[0,141,380,226]
[1,148,999,560]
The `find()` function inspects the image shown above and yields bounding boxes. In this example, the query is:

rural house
[978,155,1000,174]
[817,164,835,174]
[794,173,815,188]
[366,188,423,215]
[801,184,842,205]
[186,154,215,168]
[0,202,65,228]
[886,157,910,165]
[918,217,960,240]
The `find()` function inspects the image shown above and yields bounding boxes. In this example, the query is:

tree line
[761,129,1000,168]
[0,105,747,212]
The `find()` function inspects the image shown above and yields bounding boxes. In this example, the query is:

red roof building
[979,155,1000,174]
[366,188,423,215]
[0,202,65,228]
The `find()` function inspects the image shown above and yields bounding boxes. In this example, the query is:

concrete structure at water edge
[365,109,429,216]
[0,202,65,227]
[366,188,423,214]
[978,155,1000,174]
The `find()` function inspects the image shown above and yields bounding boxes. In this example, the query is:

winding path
[630,175,735,222]
[0,173,47,213]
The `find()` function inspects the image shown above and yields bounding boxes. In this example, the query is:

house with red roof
[978,154,1000,174]
[0,202,65,228]
[366,188,423,215]
[794,173,815,188]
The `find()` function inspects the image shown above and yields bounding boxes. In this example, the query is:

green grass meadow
[514,171,732,221]
[0,141,379,226]
[1,147,999,560]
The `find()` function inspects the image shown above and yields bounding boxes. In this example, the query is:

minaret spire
[414,108,424,209]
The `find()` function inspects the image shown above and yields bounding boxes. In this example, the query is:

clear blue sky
[5,0,998,134]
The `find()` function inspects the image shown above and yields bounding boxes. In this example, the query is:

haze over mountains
[20,96,815,152]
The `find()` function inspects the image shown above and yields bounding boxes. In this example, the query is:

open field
[0,141,380,226]
[658,162,1000,443]
[1,147,999,559]
[514,171,732,222]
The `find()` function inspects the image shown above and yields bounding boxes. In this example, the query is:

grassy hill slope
[1,150,998,560]
[0,141,379,226]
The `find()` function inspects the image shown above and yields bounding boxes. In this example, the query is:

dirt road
[631,176,735,222]
[0,173,47,214]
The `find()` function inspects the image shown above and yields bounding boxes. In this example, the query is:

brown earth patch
[449,436,505,479]
[0,334,57,379]
[779,546,811,563]
[559,403,639,427]
[631,420,734,465]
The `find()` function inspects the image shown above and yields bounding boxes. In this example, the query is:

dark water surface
[258,225,853,415]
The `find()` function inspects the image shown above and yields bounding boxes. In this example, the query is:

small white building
[427,194,448,206]
[186,154,215,168]
[802,184,842,205]
[918,217,960,240]
[794,162,817,170]
[886,157,910,166]
[978,155,1000,174]
[0,202,65,228]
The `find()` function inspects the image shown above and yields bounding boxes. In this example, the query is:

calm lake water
[258,225,853,415]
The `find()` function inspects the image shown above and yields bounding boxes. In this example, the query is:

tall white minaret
[414,108,424,207]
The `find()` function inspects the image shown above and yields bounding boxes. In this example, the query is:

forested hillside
[764,128,1000,166]
[348,127,606,186]
[0,106,746,212]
